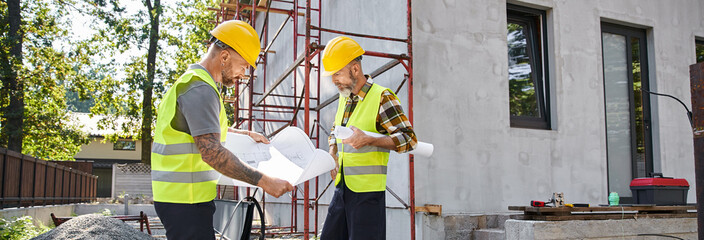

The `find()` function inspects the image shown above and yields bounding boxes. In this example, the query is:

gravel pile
[32,214,155,240]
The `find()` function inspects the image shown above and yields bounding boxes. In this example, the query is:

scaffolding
[209,0,415,239]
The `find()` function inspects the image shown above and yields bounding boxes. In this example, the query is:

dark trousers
[154,200,216,240]
[320,173,386,240]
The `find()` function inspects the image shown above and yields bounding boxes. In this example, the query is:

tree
[0,0,24,152]
[140,0,161,165]
[0,0,93,160]
[83,0,218,164]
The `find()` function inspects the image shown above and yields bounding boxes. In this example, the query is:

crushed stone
[32,214,155,240]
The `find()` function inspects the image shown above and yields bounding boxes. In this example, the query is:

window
[507,4,551,129]
[697,39,704,63]
[601,23,652,204]
[113,140,136,151]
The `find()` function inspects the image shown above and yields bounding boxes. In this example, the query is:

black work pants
[320,173,386,240]
[154,200,216,240]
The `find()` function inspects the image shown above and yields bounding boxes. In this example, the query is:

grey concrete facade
[245,0,704,239]
[504,218,696,239]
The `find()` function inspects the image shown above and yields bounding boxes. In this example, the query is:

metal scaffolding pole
[209,0,415,238]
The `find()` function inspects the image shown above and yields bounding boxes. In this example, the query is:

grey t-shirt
[171,64,222,137]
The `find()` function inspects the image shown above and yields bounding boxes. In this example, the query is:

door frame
[600,22,653,203]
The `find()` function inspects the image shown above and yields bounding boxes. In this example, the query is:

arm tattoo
[194,133,263,186]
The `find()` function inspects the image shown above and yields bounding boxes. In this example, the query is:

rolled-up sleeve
[377,90,417,153]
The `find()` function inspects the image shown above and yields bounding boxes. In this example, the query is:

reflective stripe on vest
[152,142,225,155]
[344,165,387,175]
[151,68,228,204]
[151,169,220,183]
[336,143,390,154]
[333,81,395,193]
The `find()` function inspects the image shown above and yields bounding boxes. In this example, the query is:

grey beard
[339,88,352,98]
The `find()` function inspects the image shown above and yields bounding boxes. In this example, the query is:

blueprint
[333,126,434,157]
[217,127,336,187]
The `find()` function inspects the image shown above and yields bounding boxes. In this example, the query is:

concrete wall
[0,204,157,227]
[505,218,696,239]
[74,137,142,160]
[413,0,703,211]
[244,0,704,238]
[0,205,74,227]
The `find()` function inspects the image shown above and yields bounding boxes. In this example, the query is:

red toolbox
[630,173,690,205]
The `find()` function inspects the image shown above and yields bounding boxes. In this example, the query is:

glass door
[601,23,652,203]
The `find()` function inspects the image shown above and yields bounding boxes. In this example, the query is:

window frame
[507,4,552,130]
[696,38,704,63]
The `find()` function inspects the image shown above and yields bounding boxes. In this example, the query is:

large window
[507,4,551,129]
[113,140,136,151]
[601,23,652,203]
[697,39,704,63]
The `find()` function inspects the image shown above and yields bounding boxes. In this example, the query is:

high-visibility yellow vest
[334,83,393,193]
[151,68,228,204]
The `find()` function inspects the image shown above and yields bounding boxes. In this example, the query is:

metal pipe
[386,186,409,209]
[311,43,409,60]
[293,0,299,233]
[255,54,306,106]
[314,0,322,234]
[406,0,416,238]
[263,15,291,54]
[303,0,312,237]
[312,26,408,43]
[124,194,129,215]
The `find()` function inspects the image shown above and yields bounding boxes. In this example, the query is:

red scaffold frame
[209,0,416,239]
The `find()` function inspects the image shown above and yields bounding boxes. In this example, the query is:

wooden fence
[0,147,98,209]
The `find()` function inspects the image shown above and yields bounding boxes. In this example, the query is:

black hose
[637,233,684,239]
[641,89,693,127]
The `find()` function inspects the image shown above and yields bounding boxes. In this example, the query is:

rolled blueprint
[333,126,434,157]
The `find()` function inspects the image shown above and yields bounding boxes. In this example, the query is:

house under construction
[209,0,704,239]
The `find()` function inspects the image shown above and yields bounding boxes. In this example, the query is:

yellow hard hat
[321,36,365,76]
[210,20,261,69]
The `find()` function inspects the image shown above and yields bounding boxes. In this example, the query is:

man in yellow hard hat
[151,20,293,240]
[320,36,417,240]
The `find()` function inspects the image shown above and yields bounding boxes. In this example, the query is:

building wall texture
[74,138,142,161]
[247,0,704,238]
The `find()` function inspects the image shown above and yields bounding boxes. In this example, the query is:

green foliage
[79,0,219,145]
[0,216,51,240]
[99,208,113,216]
[1,0,221,160]
[0,0,92,160]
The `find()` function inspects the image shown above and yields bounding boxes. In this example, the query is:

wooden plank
[415,204,442,215]
[219,3,305,16]
[509,205,696,214]
[525,213,697,221]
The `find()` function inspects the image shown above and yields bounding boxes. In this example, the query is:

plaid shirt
[329,76,417,153]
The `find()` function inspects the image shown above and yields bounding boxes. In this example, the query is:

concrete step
[485,214,512,229]
[473,228,505,240]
